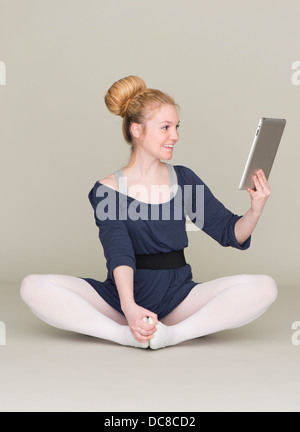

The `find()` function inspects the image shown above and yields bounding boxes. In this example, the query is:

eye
[162,124,180,131]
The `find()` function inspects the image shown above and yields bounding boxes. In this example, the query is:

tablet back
[239,118,286,190]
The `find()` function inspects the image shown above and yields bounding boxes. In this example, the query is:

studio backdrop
[0,0,299,289]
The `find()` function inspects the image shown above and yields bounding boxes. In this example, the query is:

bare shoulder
[98,173,119,191]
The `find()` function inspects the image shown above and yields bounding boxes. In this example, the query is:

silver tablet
[238,117,286,190]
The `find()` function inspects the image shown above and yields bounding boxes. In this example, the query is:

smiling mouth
[163,145,174,149]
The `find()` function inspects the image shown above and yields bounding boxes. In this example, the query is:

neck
[125,149,166,179]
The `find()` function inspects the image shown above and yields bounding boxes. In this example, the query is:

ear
[130,122,143,140]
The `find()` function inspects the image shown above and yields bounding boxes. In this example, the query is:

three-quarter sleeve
[183,166,251,250]
[88,182,136,282]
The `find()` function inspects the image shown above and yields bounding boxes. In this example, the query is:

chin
[162,154,173,160]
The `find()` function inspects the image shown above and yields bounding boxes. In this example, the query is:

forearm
[113,265,136,312]
[235,208,261,245]
[113,265,158,342]
[235,169,271,245]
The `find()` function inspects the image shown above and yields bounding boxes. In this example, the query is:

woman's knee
[262,275,278,304]
[250,274,278,307]
[20,274,48,306]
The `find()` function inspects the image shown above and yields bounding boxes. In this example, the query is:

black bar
[135,249,187,270]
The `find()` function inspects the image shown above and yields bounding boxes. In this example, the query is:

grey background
[1,0,299,287]
[1,0,300,413]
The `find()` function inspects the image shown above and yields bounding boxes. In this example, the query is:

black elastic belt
[135,249,187,270]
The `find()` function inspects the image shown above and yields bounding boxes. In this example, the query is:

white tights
[20,273,278,349]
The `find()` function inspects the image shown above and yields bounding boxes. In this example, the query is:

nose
[169,127,179,141]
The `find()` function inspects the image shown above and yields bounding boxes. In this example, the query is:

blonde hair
[104,76,179,156]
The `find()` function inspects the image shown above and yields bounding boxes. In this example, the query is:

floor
[0,282,299,412]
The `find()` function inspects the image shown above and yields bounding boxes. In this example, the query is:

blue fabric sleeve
[184,167,251,250]
[88,183,136,283]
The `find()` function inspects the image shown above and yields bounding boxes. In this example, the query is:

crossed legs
[20,273,278,349]
[156,274,278,348]
[20,274,148,348]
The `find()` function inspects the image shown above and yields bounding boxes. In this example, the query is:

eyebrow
[159,121,180,124]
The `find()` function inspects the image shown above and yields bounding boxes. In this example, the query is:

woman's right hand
[122,303,159,344]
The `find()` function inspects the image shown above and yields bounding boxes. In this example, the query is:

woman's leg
[20,274,148,348]
[152,274,278,349]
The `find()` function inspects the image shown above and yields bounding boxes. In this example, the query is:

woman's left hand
[247,169,271,216]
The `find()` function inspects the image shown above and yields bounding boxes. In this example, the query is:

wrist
[121,299,136,314]
[250,206,262,219]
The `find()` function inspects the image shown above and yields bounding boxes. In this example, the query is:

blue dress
[78,164,251,320]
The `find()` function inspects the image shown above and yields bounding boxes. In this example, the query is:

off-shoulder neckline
[97,163,179,206]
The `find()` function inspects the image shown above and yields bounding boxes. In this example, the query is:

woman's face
[134,104,180,160]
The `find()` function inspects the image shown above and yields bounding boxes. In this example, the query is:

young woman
[20,75,278,350]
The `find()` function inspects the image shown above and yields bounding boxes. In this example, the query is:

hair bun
[104,75,147,118]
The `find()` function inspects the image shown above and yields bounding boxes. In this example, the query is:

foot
[125,317,150,349]
[148,318,172,350]
[135,317,150,349]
